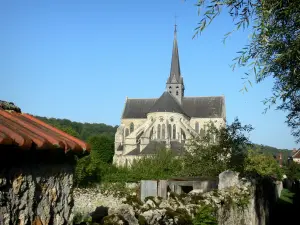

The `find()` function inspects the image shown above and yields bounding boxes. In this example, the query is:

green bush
[75,148,182,186]
[182,118,253,177]
[102,149,182,183]
[244,149,283,179]
[192,205,217,225]
[284,161,300,180]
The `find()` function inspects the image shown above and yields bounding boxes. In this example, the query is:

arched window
[125,128,129,137]
[195,122,200,133]
[181,129,186,140]
[173,124,176,139]
[157,124,161,139]
[176,91,179,96]
[168,124,172,138]
[130,122,134,133]
[200,128,204,137]
[162,124,166,139]
[150,127,154,140]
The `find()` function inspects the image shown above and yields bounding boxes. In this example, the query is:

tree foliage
[190,0,300,142]
[74,134,115,186]
[182,118,253,177]
[75,148,182,186]
[284,161,300,180]
[244,149,283,179]
[35,115,117,140]
[88,134,115,164]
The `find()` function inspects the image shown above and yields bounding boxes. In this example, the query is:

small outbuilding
[0,101,90,225]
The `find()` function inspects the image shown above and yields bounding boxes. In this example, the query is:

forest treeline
[35,116,118,140]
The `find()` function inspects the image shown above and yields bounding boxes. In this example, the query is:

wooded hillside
[35,116,118,141]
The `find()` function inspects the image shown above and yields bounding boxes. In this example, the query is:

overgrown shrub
[182,118,253,177]
[284,161,300,180]
[192,205,217,225]
[75,148,182,186]
[244,149,283,179]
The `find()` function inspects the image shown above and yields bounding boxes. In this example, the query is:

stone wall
[217,171,282,225]
[73,188,124,219]
[0,164,74,225]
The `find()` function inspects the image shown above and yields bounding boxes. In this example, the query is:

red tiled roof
[292,149,300,159]
[0,109,90,153]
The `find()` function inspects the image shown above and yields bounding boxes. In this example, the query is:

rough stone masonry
[0,163,74,225]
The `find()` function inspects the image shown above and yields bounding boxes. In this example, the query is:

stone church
[113,26,226,166]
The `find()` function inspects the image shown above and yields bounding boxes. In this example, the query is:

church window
[125,128,129,137]
[173,124,176,139]
[157,124,161,139]
[169,86,172,89]
[150,127,154,140]
[195,122,199,133]
[176,86,179,89]
[168,124,172,138]
[176,91,179,96]
[162,124,166,139]
[159,117,164,122]
[170,117,174,122]
[200,128,204,137]
[130,122,134,133]
[181,129,186,140]
[169,91,172,94]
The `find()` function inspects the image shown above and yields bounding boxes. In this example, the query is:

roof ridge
[183,96,224,98]
[148,91,188,117]
[127,97,158,100]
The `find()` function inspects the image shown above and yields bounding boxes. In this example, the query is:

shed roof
[0,101,90,153]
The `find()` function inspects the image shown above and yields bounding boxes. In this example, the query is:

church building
[113,26,226,166]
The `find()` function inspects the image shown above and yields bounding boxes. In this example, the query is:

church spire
[166,22,185,104]
[168,22,182,84]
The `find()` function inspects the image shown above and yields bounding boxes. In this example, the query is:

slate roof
[122,96,225,119]
[182,96,225,118]
[148,92,188,116]
[125,141,185,156]
[0,101,90,153]
[122,98,157,119]
[139,141,166,155]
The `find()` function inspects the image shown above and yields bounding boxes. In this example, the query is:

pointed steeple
[167,23,182,84]
[166,22,185,104]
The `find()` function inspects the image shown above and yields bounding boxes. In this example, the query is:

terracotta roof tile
[292,149,300,158]
[0,108,90,153]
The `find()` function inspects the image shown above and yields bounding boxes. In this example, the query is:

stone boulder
[108,204,138,225]
[218,170,240,190]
